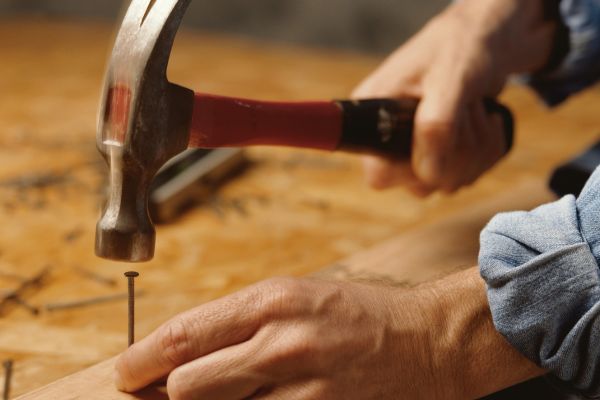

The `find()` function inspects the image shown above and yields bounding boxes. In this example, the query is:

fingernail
[114,370,125,391]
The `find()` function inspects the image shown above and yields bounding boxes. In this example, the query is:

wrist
[447,0,557,75]
[414,268,545,399]
[389,283,463,399]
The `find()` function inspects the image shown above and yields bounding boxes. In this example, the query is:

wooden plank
[319,179,553,285]
[17,179,553,399]
[2,17,599,396]
[16,358,166,400]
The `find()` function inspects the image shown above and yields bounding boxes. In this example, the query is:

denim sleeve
[479,166,600,397]
[524,0,600,106]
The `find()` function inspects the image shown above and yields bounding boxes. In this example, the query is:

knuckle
[263,277,305,303]
[255,277,310,321]
[263,329,320,367]
[418,117,457,143]
[286,334,316,360]
[157,318,192,368]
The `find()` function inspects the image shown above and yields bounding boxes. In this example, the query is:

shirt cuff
[523,0,600,106]
[479,165,600,397]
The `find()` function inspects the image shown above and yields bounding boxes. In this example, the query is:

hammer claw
[120,0,158,28]
[141,0,157,26]
[121,0,189,31]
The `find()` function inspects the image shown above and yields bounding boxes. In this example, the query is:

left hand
[114,277,443,400]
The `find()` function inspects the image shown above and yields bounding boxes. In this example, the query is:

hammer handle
[189,93,514,158]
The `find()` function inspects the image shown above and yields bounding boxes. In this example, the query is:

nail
[74,267,117,287]
[124,271,139,347]
[3,359,13,400]
[44,291,145,312]
[11,296,40,316]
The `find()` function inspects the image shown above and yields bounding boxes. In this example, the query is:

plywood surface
[16,178,551,399]
[0,17,598,397]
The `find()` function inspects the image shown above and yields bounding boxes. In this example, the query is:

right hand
[353,0,556,195]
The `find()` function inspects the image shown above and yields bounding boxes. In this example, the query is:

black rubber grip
[334,98,514,158]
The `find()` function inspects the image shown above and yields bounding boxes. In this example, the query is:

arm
[480,165,600,397]
[409,267,544,399]
[114,267,542,400]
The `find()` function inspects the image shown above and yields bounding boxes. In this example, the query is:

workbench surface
[0,18,599,397]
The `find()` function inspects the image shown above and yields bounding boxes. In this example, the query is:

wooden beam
[16,179,552,399]
[15,358,167,400]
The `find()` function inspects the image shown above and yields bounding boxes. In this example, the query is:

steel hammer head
[96,0,193,262]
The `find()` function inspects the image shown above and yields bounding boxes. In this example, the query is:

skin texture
[115,269,543,400]
[354,0,556,195]
[115,0,555,398]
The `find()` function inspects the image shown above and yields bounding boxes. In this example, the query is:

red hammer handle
[189,93,514,158]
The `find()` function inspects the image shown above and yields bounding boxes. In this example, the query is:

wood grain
[1,17,599,398]
[15,179,552,399]
[15,358,167,400]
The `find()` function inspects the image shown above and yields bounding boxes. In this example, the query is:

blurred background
[0,0,447,53]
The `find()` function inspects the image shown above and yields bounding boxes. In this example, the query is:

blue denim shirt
[524,0,600,105]
[479,1,600,397]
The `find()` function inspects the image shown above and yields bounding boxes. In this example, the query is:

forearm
[419,267,544,399]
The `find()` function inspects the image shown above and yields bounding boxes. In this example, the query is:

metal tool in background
[149,148,246,223]
[95,0,514,263]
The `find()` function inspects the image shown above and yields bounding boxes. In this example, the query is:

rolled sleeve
[524,0,600,106]
[479,166,600,396]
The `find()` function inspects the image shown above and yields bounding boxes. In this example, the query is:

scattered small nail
[74,267,117,287]
[3,359,13,400]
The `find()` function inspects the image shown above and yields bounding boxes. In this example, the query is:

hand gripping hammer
[95,0,514,262]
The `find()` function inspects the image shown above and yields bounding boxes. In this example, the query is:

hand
[114,277,446,400]
[353,0,555,195]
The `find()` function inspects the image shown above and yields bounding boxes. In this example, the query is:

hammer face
[96,81,194,262]
[95,149,155,262]
[95,0,193,262]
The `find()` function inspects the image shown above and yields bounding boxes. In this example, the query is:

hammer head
[96,0,193,262]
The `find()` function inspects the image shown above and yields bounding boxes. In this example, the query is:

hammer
[96,0,514,263]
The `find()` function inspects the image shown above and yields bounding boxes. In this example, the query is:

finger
[440,103,478,193]
[252,380,327,400]
[166,341,264,400]
[362,156,415,189]
[469,101,506,180]
[405,182,434,198]
[412,66,466,188]
[361,156,433,196]
[115,286,264,392]
[482,106,507,166]
[166,321,322,400]
[351,47,422,99]
[452,102,504,190]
